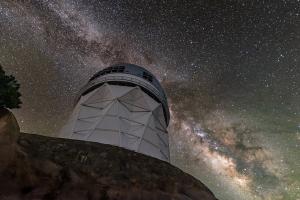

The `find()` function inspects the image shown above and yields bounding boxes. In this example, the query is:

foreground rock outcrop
[0,109,218,200]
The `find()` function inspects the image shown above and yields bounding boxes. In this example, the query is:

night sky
[0,1,299,199]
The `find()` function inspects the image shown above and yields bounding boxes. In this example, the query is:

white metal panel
[119,88,151,110]
[85,83,114,103]
[143,127,160,145]
[153,104,167,128]
[72,130,90,139]
[139,140,163,160]
[74,120,93,132]
[95,116,119,130]
[88,130,119,145]
[109,84,135,97]
[129,112,151,124]
[78,105,103,119]
[59,83,170,161]
[120,133,139,150]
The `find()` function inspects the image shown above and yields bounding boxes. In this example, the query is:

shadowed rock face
[0,109,218,200]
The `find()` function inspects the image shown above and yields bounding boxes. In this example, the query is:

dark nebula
[0,1,299,199]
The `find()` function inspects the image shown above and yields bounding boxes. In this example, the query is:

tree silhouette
[0,64,22,109]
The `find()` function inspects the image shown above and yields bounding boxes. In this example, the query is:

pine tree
[0,64,22,109]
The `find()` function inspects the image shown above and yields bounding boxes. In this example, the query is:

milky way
[0,1,299,199]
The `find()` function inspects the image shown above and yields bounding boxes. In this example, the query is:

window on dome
[142,72,153,82]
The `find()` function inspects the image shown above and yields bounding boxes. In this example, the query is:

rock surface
[0,109,218,200]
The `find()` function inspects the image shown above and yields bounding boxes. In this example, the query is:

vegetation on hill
[0,64,22,110]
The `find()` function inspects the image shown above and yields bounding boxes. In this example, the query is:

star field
[0,1,299,199]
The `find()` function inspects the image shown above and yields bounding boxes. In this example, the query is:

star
[0,1,299,199]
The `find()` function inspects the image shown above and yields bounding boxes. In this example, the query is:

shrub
[0,64,22,109]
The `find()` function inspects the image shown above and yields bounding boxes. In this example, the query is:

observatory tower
[59,64,170,161]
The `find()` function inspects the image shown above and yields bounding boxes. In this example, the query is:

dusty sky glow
[0,1,299,199]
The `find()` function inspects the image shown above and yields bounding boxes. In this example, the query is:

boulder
[0,110,218,200]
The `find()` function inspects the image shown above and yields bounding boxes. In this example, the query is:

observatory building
[59,64,170,161]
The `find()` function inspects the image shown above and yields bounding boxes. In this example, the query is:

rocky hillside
[0,109,218,200]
